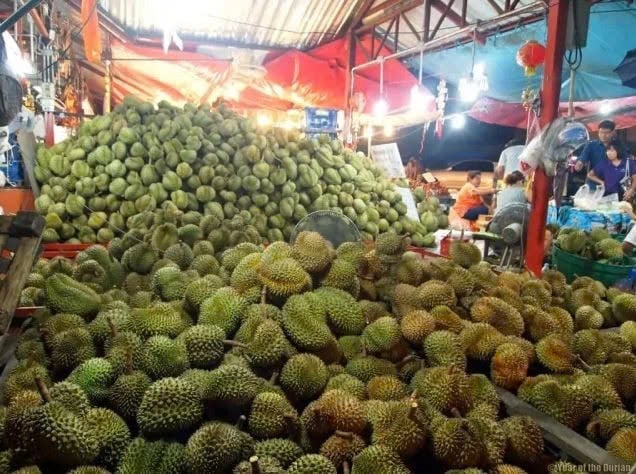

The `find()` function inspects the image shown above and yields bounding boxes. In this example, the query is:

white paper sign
[371,143,405,178]
[396,187,420,221]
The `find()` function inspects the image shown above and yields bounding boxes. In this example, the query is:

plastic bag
[573,183,605,210]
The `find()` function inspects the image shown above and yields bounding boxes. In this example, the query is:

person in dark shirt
[576,120,619,171]
[587,141,636,200]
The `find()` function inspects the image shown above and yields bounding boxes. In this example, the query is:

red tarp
[470,96,636,131]
[96,36,426,113]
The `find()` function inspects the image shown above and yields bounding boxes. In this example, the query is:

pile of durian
[4,230,636,473]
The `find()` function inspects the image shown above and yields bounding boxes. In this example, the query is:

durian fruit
[430,306,467,333]
[574,375,623,411]
[366,375,408,401]
[500,416,544,464]
[50,328,96,374]
[280,354,328,401]
[130,302,190,339]
[459,323,505,361]
[521,305,559,342]
[470,416,506,466]
[22,378,100,467]
[345,356,397,383]
[321,258,360,296]
[423,330,467,369]
[107,369,151,423]
[411,365,472,416]
[184,275,224,313]
[286,454,337,474]
[520,280,552,308]
[371,399,428,458]
[248,391,298,439]
[535,334,577,373]
[199,287,248,336]
[67,358,116,405]
[572,329,608,365]
[315,287,365,336]
[338,336,363,362]
[45,274,100,317]
[447,267,477,297]
[400,310,435,345]
[376,232,409,257]
[185,422,253,474]
[432,417,484,469]
[362,317,401,354]
[589,363,636,406]
[258,258,311,298]
[497,271,524,293]
[394,256,427,286]
[319,431,365,469]
[351,445,410,474]
[470,297,524,337]
[205,364,260,407]
[326,374,367,400]
[542,269,567,297]
[291,232,335,273]
[232,455,284,474]
[491,466,528,474]
[469,262,498,290]
[569,288,601,314]
[606,428,636,463]
[450,241,482,268]
[490,343,529,391]
[586,408,636,444]
[413,280,457,310]
[253,438,304,469]
[548,306,574,336]
[137,377,203,436]
[178,324,226,369]
[528,380,593,429]
[620,321,636,350]
[141,335,189,379]
[281,294,335,353]
[575,306,604,330]
[85,407,131,470]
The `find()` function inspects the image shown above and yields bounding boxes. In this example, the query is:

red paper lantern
[516,40,546,77]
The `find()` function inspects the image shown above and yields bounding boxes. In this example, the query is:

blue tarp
[411,2,636,103]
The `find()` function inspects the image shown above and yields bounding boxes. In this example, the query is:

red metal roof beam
[431,0,466,28]
[484,0,504,14]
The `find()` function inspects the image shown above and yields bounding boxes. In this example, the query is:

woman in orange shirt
[452,171,496,221]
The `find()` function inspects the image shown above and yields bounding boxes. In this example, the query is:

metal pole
[524,0,569,276]
[0,0,44,35]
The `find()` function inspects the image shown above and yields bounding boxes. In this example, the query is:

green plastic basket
[552,245,636,287]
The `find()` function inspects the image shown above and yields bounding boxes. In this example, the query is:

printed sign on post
[395,187,420,221]
[370,143,405,179]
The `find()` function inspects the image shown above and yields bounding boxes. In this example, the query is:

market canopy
[408,1,636,129]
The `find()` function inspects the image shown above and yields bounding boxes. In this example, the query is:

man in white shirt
[495,139,526,181]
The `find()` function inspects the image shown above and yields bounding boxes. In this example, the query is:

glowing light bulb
[373,97,388,118]
[257,114,270,127]
[410,85,430,111]
[458,77,480,103]
[600,101,612,115]
[282,120,295,130]
[383,123,394,137]
[451,114,466,129]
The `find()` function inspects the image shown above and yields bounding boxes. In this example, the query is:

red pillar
[524,0,569,276]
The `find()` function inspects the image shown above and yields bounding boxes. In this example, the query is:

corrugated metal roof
[98,0,366,50]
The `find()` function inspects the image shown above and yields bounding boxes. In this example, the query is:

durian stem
[450,407,462,418]
[335,430,353,439]
[343,461,351,474]
[586,421,600,439]
[409,390,418,401]
[360,340,367,357]
[395,354,417,368]
[269,371,279,385]
[125,347,134,375]
[107,317,118,338]
[34,376,51,403]
[575,355,592,372]
[408,401,419,420]
[260,286,267,306]
[224,340,248,349]
[284,413,299,439]
[249,456,262,474]
[236,414,247,430]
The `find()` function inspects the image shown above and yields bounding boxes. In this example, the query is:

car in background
[429,160,495,195]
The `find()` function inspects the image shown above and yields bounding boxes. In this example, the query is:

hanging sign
[370,143,405,179]
[395,187,420,221]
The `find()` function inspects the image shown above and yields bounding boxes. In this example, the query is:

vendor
[404,157,422,181]
[496,171,527,213]
[586,141,636,200]
[453,171,496,221]
[495,137,526,181]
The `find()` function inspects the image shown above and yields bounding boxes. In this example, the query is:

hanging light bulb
[383,123,394,137]
[373,97,388,118]
[599,101,613,115]
[451,114,466,129]
[459,76,480,103]
[410,85,431,111]
[257,114,270,127]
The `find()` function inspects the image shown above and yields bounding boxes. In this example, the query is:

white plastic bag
[573,184,605,210]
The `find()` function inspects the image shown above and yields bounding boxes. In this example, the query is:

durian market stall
[1,1,636,474]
